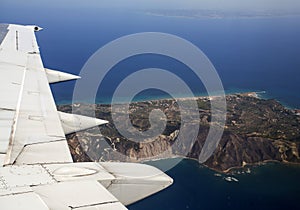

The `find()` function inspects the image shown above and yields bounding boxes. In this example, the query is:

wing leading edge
[0,24,173,210]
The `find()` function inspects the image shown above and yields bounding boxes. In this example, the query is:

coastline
[59,89,297,110]
[144,155,300,175]
[61,91,300,174]
[57,89,258,105]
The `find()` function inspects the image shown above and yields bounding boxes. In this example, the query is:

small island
[58,93,300,173]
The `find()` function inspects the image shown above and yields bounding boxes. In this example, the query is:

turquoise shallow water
[1,2,300,210]
[2,5,299,108]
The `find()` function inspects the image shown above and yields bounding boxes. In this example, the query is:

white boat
[224,176,239,182]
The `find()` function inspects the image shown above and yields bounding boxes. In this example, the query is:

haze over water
[1,1,300,209]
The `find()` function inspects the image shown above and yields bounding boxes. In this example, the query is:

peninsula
[58,93,300,173]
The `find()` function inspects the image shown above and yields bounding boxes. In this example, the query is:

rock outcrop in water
[58,93,300,173]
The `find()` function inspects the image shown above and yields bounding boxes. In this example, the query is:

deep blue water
[1,3,300,107]
[130,158,300,210]
[1,2,300,210]
[48,14,300,108]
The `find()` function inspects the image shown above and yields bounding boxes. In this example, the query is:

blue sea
[1,2,300,209]
[131,158,300,210]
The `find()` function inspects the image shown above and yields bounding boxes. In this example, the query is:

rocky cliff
[58,93,300,172]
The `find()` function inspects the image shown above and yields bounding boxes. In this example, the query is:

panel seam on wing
[70,200,120,209]
[4,62,27,165]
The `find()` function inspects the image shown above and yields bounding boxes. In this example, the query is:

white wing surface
[0,24,173,210]
[0,24,72,165]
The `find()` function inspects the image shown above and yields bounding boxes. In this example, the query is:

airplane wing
[0,24,107,166]
[0,23,72,165]
[0,24,173,210]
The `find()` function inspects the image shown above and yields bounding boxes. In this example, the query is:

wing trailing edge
[0,23,173,210]
[0,162,173,209]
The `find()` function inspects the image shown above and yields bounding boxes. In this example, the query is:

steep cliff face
[59,94,300,172]
[193,133,283,171]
